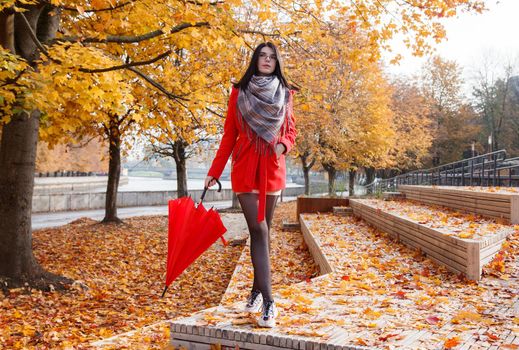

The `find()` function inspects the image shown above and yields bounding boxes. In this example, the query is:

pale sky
[383,0,519,96]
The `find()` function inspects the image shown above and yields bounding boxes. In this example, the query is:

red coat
[208,86,297,222]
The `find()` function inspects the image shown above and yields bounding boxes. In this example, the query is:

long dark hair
[233,42,296,91]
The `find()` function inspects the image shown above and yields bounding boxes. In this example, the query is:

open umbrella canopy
[162,180,227,297]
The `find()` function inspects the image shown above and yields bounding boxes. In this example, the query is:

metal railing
[35,170,102,177]
[365,150,519,194]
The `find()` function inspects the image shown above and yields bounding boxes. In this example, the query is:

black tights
[237,193,279,303]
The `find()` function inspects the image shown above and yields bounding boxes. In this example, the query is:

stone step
[282,219,300,231]
[382,191,405,200]
[332,206,353,216]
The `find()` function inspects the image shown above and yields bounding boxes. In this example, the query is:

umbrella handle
[200,178,222,204]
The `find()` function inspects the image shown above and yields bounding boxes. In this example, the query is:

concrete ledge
[33,187,307,213]
[33,176,128,194]
[399,185,519,223]
[350,198,511,280]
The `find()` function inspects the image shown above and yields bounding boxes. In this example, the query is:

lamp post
[488,134,492,154]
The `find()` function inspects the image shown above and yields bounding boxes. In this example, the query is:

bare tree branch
[238,29,281,37]
[186,0,225,6]
[205,106,225,118]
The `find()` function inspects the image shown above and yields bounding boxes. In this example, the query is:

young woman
[204,42,297,328]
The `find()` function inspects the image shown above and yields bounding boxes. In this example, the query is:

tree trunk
[303,168,310,195]
[328,168,336,195]
[103,117,122,223]
[299,153,315,195]
[322,163,337,195]
[0,4,71,290]
[349,170,356,196]
[0,112,40,278]
[173,141,188,198]
[0,110,72,289]
[175,157,188,198]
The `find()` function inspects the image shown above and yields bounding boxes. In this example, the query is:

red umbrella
[162,180,228,297]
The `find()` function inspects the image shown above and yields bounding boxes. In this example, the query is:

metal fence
[365,149,519,194]
[35,170,102,177]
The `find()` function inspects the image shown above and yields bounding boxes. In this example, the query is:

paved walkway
[31,202,231,230]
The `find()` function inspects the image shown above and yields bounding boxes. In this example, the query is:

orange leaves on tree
[90,0,112,10]
[389,78,433,170]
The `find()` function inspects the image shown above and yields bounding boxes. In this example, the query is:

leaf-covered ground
[296,213,519,348]
[5,197,518,349]
[178,206,519,349]
[0,200,317,349]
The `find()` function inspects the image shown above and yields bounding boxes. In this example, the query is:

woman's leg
[238,193,279,303]
[252,195,279,291]
[265,195,279,254]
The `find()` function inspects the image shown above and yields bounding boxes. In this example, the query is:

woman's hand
[204,176,217,188]
[275,143,286,159]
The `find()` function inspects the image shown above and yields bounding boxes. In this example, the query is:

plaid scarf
[237,75,291,156]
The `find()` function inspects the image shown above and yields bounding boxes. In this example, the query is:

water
[117,176,303,192]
